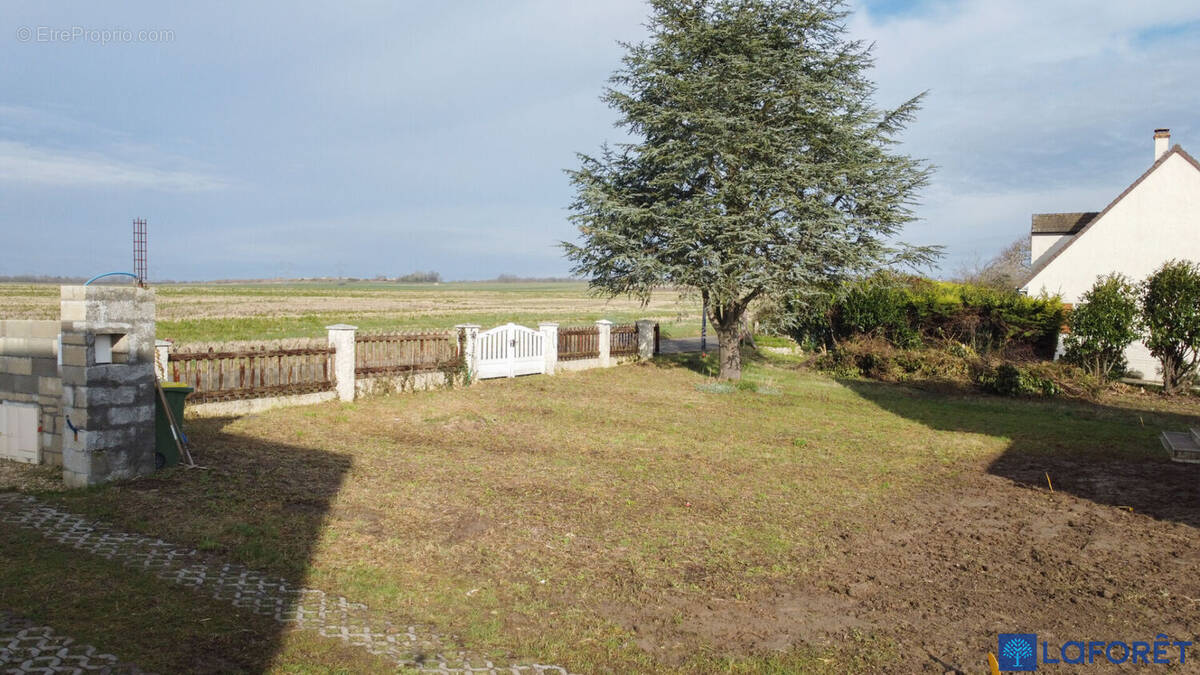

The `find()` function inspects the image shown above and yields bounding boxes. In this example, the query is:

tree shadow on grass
[652,344,776,378]
[653,351,718,377]
[839,378,1200,528]
[9,414,390,673]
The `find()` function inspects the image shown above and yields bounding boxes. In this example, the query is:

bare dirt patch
[601,458,1200,672]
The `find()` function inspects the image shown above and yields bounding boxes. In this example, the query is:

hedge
[773,274,1065,358]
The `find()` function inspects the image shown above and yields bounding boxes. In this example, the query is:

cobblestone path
[0,612,148,674]
[0,493,570,674]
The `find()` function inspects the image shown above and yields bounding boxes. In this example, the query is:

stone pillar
[596,319,613,367]
[59,285,157,488]
[155,339,172,381]
[636,320,657,360]
[325,324,358,402]
[455,324,481,383]
[539,322,559,375]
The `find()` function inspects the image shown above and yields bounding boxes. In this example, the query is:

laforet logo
[997,634,1036,671]
[994,633,1193,671]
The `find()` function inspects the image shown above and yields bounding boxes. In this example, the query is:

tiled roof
[1031,212,1098,234]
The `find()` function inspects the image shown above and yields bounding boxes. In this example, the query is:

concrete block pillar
[455,324,481,383]
[596,319,613,367]
[155,339,172,381]
[636,320,657,360]
[59,285,157,488]
[539,322,559,375]
[325,324,358,402]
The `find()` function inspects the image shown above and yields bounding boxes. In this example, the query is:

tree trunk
[710,294,759,381]
[1162,355,1180,395]
[716,323,741,380]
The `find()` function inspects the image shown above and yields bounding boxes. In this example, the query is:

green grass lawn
[12,353,1200,672]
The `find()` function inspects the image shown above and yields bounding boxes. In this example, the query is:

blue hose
[84,271,138,286]
[65,415,81,441]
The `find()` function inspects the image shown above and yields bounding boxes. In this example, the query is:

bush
[837,280,920,348]
[1062,273,1141,379]
[812,336,977,384]
[978,363,1061,398]
[771,274,1065,357]
[1141,260,1200,394]
[811,336,1106,399]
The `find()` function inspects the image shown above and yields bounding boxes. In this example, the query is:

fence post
[325,324,358,402]
[635,320,656,360]
[539,322,558,375]
[155,339,172,381]
[595,319,613,367]
[455,324,481,383]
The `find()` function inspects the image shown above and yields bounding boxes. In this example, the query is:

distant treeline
[492,274,580,283]
[390,271,442,283]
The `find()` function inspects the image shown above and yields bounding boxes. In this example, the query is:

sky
[1,1,1199,281]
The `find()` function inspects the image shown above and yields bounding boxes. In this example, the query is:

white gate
[475,323,545,379]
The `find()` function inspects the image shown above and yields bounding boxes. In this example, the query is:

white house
[1023,129,1200,381]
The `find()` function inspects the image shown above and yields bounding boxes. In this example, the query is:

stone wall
[0,320,63,465]
[60,286,157,488]
[555,355,637,372]
[186,390,338,418]
[355,370,452,398]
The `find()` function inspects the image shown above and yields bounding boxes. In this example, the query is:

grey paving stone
[0,494,570,674]
[0,611,148,674]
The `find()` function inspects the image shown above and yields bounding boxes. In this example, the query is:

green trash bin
[154,382,193,469]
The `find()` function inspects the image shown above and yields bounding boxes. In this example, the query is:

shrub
[905,281,1064,357]
[812,336,975,384]
[836,279,920,348]
[1141,260,1200,394]
[978,363,1061,398]
[811,337,895,380]
[810,336,1106,399]
[759,289,836,350]
[773,274,1065,357]
[1062,273,1141,379]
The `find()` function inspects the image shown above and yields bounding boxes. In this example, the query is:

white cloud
[848,0,1200,274]
[4,1,1200,279]
[0,140,226,191]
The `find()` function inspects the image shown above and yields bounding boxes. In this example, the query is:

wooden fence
[169,342,335,403]
[355,330,461,377]
[611,324,638,356]
[558,325,599,361]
